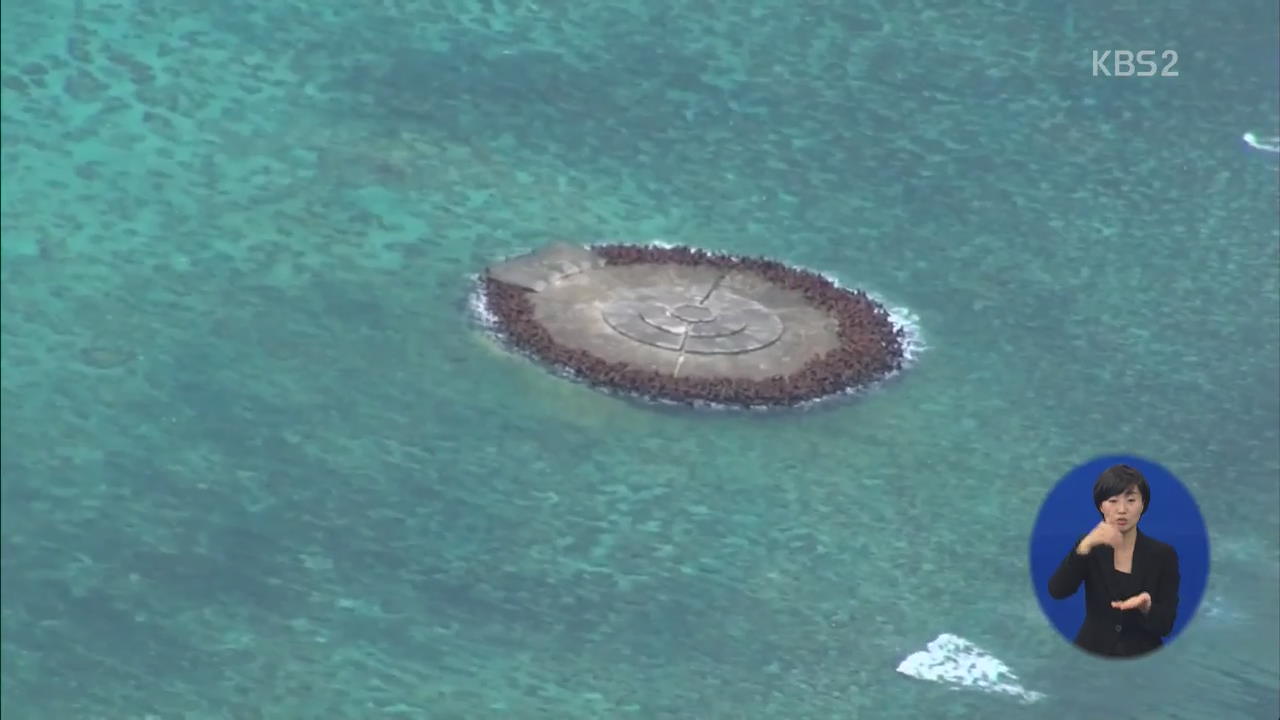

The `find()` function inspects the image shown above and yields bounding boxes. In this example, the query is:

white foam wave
[468,273,500,329]
[896,633,1045,705]
[1242,132,1280,153]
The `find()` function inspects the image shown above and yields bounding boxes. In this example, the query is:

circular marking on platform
[601,288,784,354]
[670,304,714,322]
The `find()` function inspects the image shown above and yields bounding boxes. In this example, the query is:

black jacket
[1047,528,1180,657]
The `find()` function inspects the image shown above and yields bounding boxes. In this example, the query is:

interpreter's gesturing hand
[1087,520,1124,549]
[1076,520,1124,555]
[1111,591,1152,614]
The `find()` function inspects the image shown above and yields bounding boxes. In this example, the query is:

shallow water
[2,0,1278,718]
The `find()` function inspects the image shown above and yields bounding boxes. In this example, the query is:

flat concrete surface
[489,247,842,380]
[487,242,607,291]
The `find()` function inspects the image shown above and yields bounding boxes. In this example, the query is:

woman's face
[1099,484,1145,533]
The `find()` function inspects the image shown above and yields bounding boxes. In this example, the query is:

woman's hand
[1076,521,1124,555]
[1111,591,1152,614]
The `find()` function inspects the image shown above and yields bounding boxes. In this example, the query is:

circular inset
[477,242,909,407]
[1028,456,1209,659]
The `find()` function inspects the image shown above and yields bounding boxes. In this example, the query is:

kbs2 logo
[1091,50,1179,77]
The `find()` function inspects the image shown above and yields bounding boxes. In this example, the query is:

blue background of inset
[1028,455,1211,650]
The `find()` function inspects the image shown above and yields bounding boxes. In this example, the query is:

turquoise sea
[2,1,1278,718]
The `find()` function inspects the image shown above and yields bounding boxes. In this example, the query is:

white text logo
[1092,50,1179,77]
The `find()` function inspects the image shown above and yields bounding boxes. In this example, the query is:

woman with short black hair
[1047,464,1181,657]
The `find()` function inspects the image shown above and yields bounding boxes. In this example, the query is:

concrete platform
[486,246,842,380]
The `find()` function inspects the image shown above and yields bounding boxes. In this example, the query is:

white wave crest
[896,633,1045,705]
